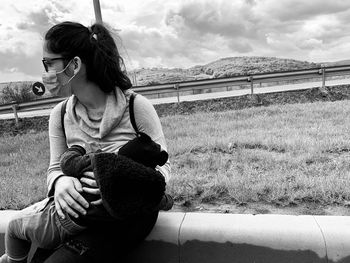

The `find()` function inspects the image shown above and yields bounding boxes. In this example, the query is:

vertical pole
[12,104,19,128]
[93,0,103,24]
[174,84,180,103]
[318,64,328,93]
[321,67,326,89]
[134,73,138,86]
[249,76,254,95]
[132,73,137,86]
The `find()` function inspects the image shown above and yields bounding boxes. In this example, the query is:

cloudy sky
[1,0,350,82]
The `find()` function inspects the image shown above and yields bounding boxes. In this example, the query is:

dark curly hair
[44,21,132,93]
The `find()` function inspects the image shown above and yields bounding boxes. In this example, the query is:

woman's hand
[80,171,103,205]
[54,176,89,219]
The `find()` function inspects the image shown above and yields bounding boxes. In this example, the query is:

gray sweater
[47,89,170,196]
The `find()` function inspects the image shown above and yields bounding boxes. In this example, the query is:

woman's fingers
[55,199,65,219]
[82,171,95,179]
[72,176,83,192]
[82,186,102,205]
[55,195,79,219]
[64,193,88,216]
[56,190,85,218]
[54,176,88,217]
[90,198,103,205]
[72,179,90,209]
[80,177,98,188]
[82,186,100,195]
[58,198,79,219]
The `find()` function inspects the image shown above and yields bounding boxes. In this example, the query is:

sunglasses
[42,57,66,72]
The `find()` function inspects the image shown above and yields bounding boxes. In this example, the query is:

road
[1,78,350,120]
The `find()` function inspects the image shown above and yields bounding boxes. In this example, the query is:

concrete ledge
[313,216,350,263]
[1,210,350,262]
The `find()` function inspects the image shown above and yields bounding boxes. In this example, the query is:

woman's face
[42,40,78,97]
[42,41,67,74]
[42,40,78,83]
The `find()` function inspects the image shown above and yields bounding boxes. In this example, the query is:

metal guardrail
[132,64,350,97]
[1,64,350,122]
[0,97,64,112]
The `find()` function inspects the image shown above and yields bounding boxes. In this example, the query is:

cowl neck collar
[66,87,127,139]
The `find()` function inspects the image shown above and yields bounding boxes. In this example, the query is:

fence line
[1,64,350,123]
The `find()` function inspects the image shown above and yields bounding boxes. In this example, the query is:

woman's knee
[6,217,23,239]
[5,218,31,261]
[6,204,44,240]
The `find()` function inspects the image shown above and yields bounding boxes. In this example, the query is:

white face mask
[42,60,76,97]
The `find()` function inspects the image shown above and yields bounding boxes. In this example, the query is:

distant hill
[0,56,328,103]
[129,56,321,86]
[323,60,350,67]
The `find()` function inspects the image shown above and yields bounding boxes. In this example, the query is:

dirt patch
[155,84,350,117]
[0,116,49,136]
[172,200,350,216]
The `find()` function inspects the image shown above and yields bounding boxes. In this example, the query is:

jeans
[31,211,159,263]
[5,198,85,261]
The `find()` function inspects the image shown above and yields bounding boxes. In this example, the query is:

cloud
[0,0,96,82]
[0,1,74,57]
[165,0,261,39]
[309,36,350,62]
[1,0,350,83]
[298,38,323,49]
[15,10,53,35]
[0,51,42,82]
[258,0,350,21]
[228,41,253,53]
[0,50,42,75]
[120,26,189,68]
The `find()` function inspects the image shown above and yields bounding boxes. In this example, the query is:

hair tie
[87,26,97,41]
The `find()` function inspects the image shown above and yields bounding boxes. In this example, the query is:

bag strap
[60,99,69,138]
[129,93,139,133]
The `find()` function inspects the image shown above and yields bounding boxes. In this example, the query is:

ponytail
[45,21,132,93]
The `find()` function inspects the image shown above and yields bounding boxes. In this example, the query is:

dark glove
[60,145,92,179]
[156,193,174,211]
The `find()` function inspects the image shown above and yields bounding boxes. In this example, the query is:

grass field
[2,99,350,215]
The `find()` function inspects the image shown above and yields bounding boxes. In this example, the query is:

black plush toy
[118,131,168,169]
[60,132,173,220]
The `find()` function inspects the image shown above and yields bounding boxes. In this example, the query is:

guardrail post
[11,103,19,127]
[248,76,254,95]
[174,84,180,104]
[321,67,326,89]
[318,65,328,93]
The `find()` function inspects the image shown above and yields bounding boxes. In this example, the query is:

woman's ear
[66,56,81,77]
[72,56,82,75]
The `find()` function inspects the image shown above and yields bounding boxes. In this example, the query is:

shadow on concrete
[181,240,328,263]
[3,233,350,263]
[29,240,179,263]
